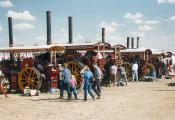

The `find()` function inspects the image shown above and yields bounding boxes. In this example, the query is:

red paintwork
[49,67,59,88]
[21,58,33,68]
[11,73,18,90]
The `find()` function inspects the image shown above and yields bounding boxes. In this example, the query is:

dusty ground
[0,79,175,120]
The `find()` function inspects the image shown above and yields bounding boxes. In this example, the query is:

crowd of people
[57,62,103,101]
[35,56,175,101]
[56,61,133,101]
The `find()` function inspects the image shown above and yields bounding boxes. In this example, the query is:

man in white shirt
[132,62,138,82]
[110,63,117,87]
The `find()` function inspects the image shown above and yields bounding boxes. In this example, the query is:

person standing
[58,64,64,99]
[104,59,113,87]
[81,65,95,101]
[117,64,127,86]
[69,74,78,100]
[132,62,138,82]
[61,63,72,99]
[110,63,118,87]
[92,62,103,99]
[173,63,175,74]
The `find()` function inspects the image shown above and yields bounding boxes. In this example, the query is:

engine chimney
[8,17,13,60]
[137,37,140,48]
[68,16,73,44]
[8,17,13,47]
[46,11,52,45]
[131,37,134,49]
[126,37,130,49]
[102,28,105,43]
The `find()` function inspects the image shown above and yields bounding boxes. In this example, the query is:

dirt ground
[0,78,175,120]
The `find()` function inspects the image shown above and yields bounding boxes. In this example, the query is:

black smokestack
[131,37,134,49]
[127,37,130,49]
[8,17,13,47]
[137,37,140,48]
[46,11,52,45]
[8,17,13,60]
[68,16,73,44]
[102,28,105,42]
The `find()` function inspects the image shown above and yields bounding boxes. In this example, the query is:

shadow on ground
[30,98,92,103]
[153,90,175,91]
[167,83,175,87]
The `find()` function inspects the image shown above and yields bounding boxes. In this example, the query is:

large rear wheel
[121,62,132,81]
[140,62,155,80]
[18,67,42,91]
[66,61,83,89]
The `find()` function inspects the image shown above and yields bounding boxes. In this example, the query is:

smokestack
[102,28,105,42]
[46,11,52,45]
[8,17,13,60]
[137,37,140,48]
[131,37,134,49]
[68,16,73,44]
[8,17,13,47]
[126,37,130,49]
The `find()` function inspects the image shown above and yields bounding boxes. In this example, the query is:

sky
[0,0,175,51]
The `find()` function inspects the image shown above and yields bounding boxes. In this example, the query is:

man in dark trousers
[118,64,127,86]
[61,63,72,99]
[58,64,64,99]
[92,62,103,99]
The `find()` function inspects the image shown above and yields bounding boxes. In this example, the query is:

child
[69,74,78,99]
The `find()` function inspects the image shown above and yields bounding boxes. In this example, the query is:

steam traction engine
[109,37,157,81]
[60,42,112,88]
[0,45,64,93]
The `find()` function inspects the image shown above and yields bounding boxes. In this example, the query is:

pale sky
[0,0,175,51]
